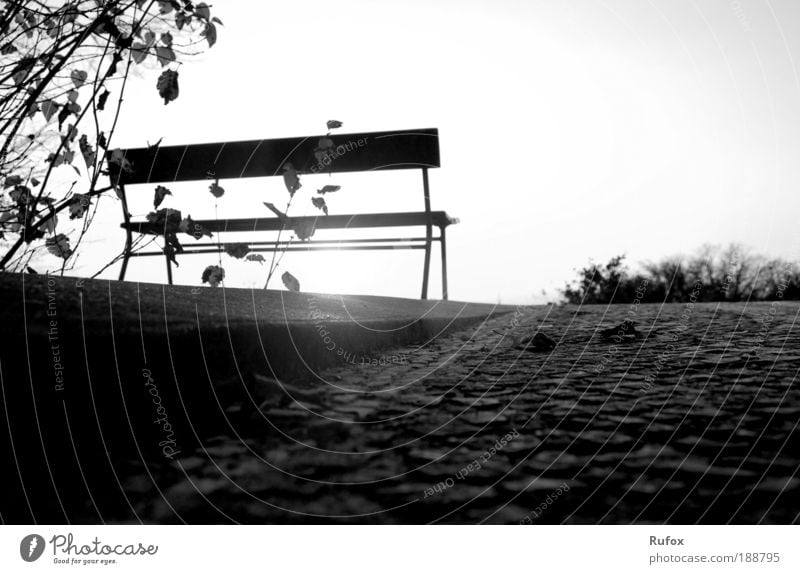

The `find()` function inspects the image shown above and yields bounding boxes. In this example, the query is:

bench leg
[421,167,432,300]
[118,184,132,281]
[421,228,432,300]
[440,227,448,300]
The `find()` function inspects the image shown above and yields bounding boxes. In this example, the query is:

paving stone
[110,302,800,523]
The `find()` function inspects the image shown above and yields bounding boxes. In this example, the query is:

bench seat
[122,211,459,235]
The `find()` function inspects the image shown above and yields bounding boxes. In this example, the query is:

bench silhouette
[112,127,457,299]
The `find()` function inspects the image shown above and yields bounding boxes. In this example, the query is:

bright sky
[78,0,800,304]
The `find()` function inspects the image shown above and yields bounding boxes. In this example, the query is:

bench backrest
[113,127,440,186]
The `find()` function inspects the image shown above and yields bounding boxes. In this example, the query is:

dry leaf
[282,162,301,195]
[263,202,287,220]
[153,185,171,208]
[67,194,91,219]
[46,234,72,259]
[208,180,224,198]
[281,271,300,292]
[311,196,328,215]
[156,70,179,104]
[202,265,225,287]
[223,243,250,259]
[293,220,315,241]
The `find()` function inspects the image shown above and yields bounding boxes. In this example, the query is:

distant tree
[0,0,220,274]
[561,254,648,304]
[560,244,799,304]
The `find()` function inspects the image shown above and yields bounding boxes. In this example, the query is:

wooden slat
[175,237,433,248]
[122,211,458,235]
[127,245,430,257]
[113,128,440,186]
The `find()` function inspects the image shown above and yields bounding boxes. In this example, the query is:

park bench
[111,127,457,299]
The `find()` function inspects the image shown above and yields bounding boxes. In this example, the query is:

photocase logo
[20,534,46,562]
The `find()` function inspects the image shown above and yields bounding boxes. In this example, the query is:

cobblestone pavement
[118,301,800,524]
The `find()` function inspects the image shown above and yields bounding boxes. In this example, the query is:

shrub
[560,244,799,304]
